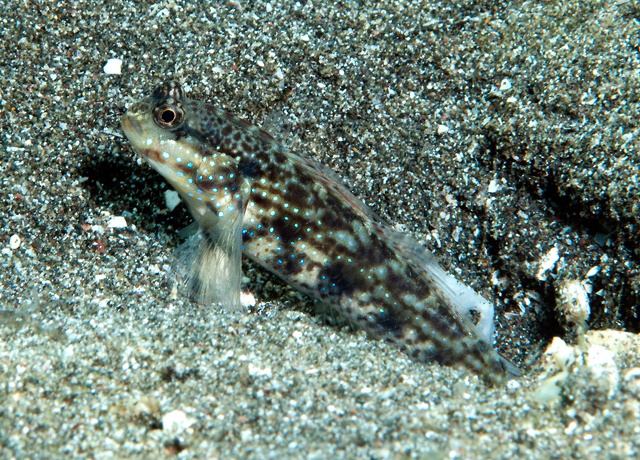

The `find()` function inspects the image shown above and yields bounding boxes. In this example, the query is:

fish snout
[121,114,142,137]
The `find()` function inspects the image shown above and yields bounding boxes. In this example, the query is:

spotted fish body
[122,81,519,383]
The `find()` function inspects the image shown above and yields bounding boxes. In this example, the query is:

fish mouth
[121,114,142,137]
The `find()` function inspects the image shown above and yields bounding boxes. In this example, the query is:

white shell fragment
[9,234,21,250]
[162,410,194,434]
[164,189,181,211]
[241,291,256,308]
[107,216,127,228]
[536,245,560,280]
[586,266,601,277]
[103,58,123,75]
[437,124,449,135]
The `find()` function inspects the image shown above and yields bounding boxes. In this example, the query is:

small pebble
[164,190,181,211]
[9,234,21,250]
[107,216,127,228]
[103,58,122,75]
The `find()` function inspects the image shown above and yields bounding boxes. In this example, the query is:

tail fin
[378,225,495,343]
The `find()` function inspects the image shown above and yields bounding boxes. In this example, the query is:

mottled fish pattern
[122,81,520,383]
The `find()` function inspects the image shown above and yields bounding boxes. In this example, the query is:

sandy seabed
[1,0,639,458]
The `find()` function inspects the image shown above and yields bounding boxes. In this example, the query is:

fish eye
[154,104,184,128]
[161,108,175,123]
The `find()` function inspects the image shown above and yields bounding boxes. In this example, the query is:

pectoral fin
[174,203,244,311]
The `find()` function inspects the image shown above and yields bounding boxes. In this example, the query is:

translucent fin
[177,221,199,239]
[173,209,244,311]
[499,353,523,378]
[286,149,384,223]
[420,262,496,343]
[260,110,292,144]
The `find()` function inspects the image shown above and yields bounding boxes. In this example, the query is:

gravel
[1,0,639,458]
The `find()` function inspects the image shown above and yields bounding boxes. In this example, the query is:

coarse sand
[1,0,639,458]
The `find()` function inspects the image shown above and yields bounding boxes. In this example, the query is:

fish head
[122,80,186,156]
[122,81,195,183]
[122,81,242,218]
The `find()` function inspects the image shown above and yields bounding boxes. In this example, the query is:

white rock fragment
[487,179,502,193]
[587,330,637,355]
[107,216,127,229]
[9,234,21,250]
[534,333,628,403]
[437,124,449,135]
[240,429,253,442]
[164,190,181,211]
[162,410,195,434]
[623,368,640,396]
[586,344,618,398]
[506,379,521,392]
[536,245,559,280]
[547,336,578,368]
[103,58,122,75]
[581,93,597,105]
[564,421,578,435]
[62,345,75,360]
[241,291,256,308]
[248,362,273,378]
[532,337,575,403]
[499,78,512,91]
[156,8,170,20]
[586,266,600,277]
[621,132,634,143]
[451,226,462,242]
